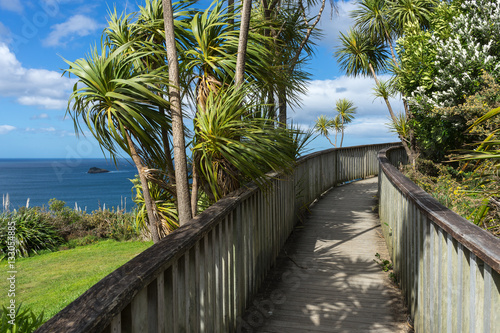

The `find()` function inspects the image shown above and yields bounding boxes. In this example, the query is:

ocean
[0,158,138,212]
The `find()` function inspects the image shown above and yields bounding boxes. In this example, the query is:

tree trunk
[278,87,286,127]
[234,0,252,86]
[340,121,345,147]
[162,0,193,226]
[332,131,338,148]
[369,63,414,159]
[384,30,399,70]
[383,29,418,165]
[159,105,176,185]
[191,154,199,216]
[125,130,161,243]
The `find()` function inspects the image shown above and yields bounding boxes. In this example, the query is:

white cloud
[25,126,75,137]
[30,113,50,120]
[293,75,404,122]
[0,0,22,13]
[25,127,55,132]
[19,96,68,110]
[291,75,403,145]
[43,15,101,47]
[314,0,357,49]
[0,42,75,109]
[0,125,16,134]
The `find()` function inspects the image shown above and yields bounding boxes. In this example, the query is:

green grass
[0,239,153,321]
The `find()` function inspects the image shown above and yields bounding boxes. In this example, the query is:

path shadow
[240,178,408,333]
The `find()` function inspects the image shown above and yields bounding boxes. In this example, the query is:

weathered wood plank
[244,178,407,332]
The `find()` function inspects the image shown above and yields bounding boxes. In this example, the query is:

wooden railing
[37,143,397,333]
[378,146,500,333]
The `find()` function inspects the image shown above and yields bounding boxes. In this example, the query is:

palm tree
[163,0,193,225]
[64,45,171,243]
[335,28,415,157]
[352,0,437,163]
[352,0,438,68]
[335,28,393,118]
[104,1,196,228]
[335,98,357,147]
[351,0,397,64]
[192,84,297,202]
[66,0,312,230]
[314,115,343,147]
[388,0,437,36]
[314,115,335,147]
[335,28,389,81]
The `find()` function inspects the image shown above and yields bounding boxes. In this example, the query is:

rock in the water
[88,167,110,174]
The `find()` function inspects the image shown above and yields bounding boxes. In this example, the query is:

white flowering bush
[394,0,500,160]
[406,0,500,109]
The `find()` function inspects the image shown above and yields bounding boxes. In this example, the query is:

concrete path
[241,177,409,333]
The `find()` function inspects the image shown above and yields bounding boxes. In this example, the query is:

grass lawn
[0,239,153,321]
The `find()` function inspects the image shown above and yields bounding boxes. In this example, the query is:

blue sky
[0,0,400,159]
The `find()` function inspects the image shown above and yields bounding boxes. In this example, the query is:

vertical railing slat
[131,287,148,333]
[379,146,500,333]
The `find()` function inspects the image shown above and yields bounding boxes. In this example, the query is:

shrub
[0,199,140,258]
[86,209,139,241]
[0,304,44,333]
[0,209,63,258]
[45,198,139,242]
[404,161,499,236]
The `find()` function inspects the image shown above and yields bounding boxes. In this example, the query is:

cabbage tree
[64,45,171,242]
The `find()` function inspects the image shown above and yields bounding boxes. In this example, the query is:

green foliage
[0,198,140,258]
[48,198,65,212]
[336,98,357,124]
[411,112,468,161]
[443,73,500,136]
[64,42,171,163]
[0,304,44,333]
[351,0,393,43]
[335,28,389,78]
[386,112,409,142]
[410,75,500,161]
[401,0,500,109]
[0,209,63,258]
[387,0,438,35]
[47,203,139,242]
[374,253,397,283]
[314,98,356,148]
[404,161,499,236]
[394,0,500,160]
[193,84,298,202]
[131,176,179,238]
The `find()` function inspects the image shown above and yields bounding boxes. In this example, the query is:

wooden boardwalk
[241,177,409,333]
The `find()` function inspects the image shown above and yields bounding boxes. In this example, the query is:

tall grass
[0,198,142,259]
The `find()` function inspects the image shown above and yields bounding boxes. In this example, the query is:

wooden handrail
[37,142,399,333]
[378,146,500,332]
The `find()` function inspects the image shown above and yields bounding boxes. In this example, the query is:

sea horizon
[0,158,138,213]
